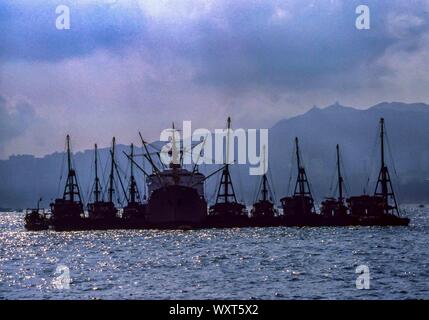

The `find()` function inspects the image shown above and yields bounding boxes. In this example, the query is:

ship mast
[293,137,313,199]
[108,137,116,203]
[63,135,82,203]
[128,143,139,203]
[139,132,161,175]
[374,118,400,215]
[261,145,269,201]
[93,144,101,202]
[216,117,238,204]
[336,144,344,203]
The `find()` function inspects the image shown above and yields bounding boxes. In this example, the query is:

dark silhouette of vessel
[320,144,350,225]
[25,118,410,231]
[251,145,277,219]
[346,118,409,226]
[140,125,208,228]
[208,117,248,226]
[280,137,323,226]
[50,135,85,231]
[24,198,48,231]
[122,143,147,223]
[86,139,120,229]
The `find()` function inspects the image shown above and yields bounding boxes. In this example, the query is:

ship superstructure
[143,125,208,227]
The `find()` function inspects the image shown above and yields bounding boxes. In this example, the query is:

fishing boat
[86,140,120,229]
[24,198,49,231]
[320,144,350,225]
[208,117,248,225]
[50,135,85,231]
[280,137,323,226]
[122,143,147,223]
[251,145,277,219]
[347,118,409,226]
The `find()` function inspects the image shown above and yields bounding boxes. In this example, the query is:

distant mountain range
[1,101,429,209]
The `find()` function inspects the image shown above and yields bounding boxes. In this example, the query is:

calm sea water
[0,206,428,300]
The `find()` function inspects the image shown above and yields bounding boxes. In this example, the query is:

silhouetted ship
[24,198,48,231]
[280,137,323,226]
[122,144,146,223]
[49,135,85,231]
[346,118,409,226]
[86,139,121,229]
[250,145,278,222]
[320,144,349,225]
[207,117,248,226]
[24,117,410,231]
[141,125,207,228]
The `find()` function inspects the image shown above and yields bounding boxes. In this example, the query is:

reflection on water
[0,205,428,299]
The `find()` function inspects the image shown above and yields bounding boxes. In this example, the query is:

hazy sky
[1,0,429,158]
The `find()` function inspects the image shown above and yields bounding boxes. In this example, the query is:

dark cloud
[1,0,429,157]
[1,0,428,91]
[0,0,146,61]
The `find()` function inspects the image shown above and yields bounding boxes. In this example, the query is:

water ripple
[0,206,428,299]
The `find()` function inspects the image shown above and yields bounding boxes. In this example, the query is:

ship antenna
[336,144,344,203]
[108,137,116,203]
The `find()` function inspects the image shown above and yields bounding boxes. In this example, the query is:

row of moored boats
[25,117,410,231]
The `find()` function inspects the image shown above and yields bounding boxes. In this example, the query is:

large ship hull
[145,185,207,228]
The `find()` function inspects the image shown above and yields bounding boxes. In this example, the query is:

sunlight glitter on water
[0,206,428,299]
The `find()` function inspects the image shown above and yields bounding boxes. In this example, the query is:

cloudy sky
[1,0,429,158]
